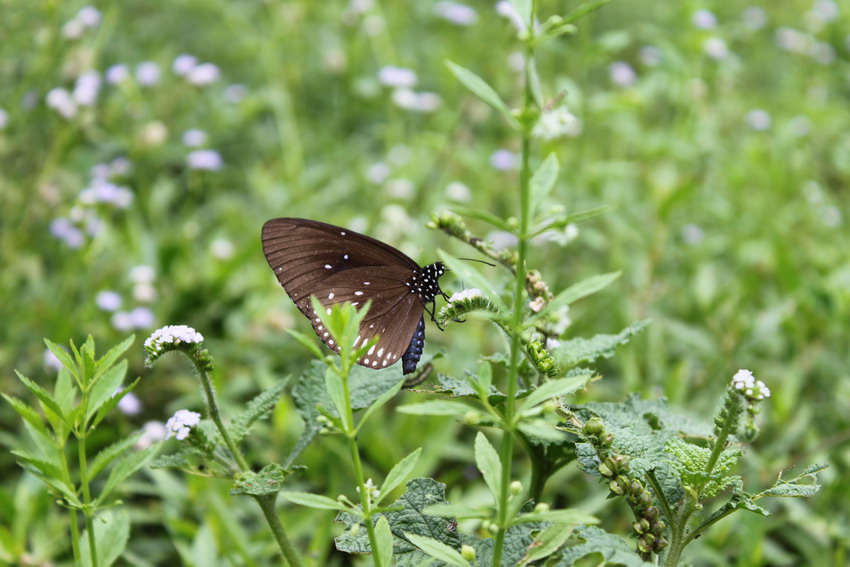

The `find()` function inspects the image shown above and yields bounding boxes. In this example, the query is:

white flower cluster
[144,325,205,355]
[448,288,482,303]
[355,478,381,499]
[165,409,201,440]
[731,369,771,400]
[532,107,582,141]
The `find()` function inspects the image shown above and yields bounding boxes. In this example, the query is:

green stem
[78,435,98,567]
[58,439,83,565]
[492,4,538,563]
[194,359,304,567]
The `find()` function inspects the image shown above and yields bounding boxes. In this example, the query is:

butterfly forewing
[262,218,431,372]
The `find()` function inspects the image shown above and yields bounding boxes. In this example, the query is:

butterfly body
[262,218,446,374]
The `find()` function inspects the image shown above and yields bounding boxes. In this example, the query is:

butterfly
[261,218,448,374]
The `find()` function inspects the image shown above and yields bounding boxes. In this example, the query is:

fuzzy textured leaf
[556,526,655,566]
[231,464,287,496]
[532,272,621,322]
[230,378,289,444]
[80,509,130,567]
[553,319,650,367]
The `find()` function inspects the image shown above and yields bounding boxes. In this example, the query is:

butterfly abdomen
[402,316,426,374]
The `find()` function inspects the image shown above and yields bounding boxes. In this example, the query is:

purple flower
[187,149,223,171]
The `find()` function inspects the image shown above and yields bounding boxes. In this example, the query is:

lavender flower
[187,149,223,171]
[165,409,202,440]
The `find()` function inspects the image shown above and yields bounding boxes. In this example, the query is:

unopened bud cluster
[428,211,516,268]
[584,417,668,554]
[526,339,558,376]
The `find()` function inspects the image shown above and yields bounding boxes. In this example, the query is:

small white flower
[378,65,417,88]
[490,149,518,171]
[43,348,64,372]
[172,54,198,76]
[130,264,156,283]
[187,62,220,86]
[742,6,767,30]
[139,121,168,146]
[532,106,582,140]
[129,306,155,329]
[165,409,202,440]
[639,46,663,66]
[703,37,729,59]
[46,88,77,119]
[211,238,235,260]
[496,0,526,31]
[731,369,771,400]
[96,290,122,311]
[355,478,381,499]
[106,64,130,85]
[144,325,205,353]
[111,311,134,331]
[187,149,223,171]
[62,19,85,39]
[73,71,101,106]
[136,421,168,449]
[133,282,157,303]
[545,338,561,350]
[117,391,142,416]
[0,108,8,130]
[76,6,102,28]
[609,61,637,87]
[182,129,208,147]
[136,62,161,86]
[692,9,717,29]
[435,1,478,26]
[746,109,771,131]
[448,288,482,303]
[445,181,471,202]
[391,88,419,109]
[386,178,415,199]
[366,162,391,184]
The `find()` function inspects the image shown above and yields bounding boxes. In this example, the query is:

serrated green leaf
[562,0,612,25]
[44,339,78,381]
[99,445,158,504]
[380,448,423,505]
[93,335,134,382]
[397,400,472,416]
[283,491,354,513]
[357,377,405,434]
[80,509,129,567]
[86,359,128,426]
[423,504,486,520]
[474,433,502,504]
[555,526,655,567]
[554,319,651,367]
[404,532,470,567]
[91,378,139,430]
[519,524,575,566]
[761,483,821,498]
[517,421,565,442]
[324,366,349,429]
[531,272,621,322]
[89,431,144,480]
[231,464,287,496]
[445,61,517,129]
[375,516,395,565]
[439,251,507,311]
[529,154,559,219]
[231,378,290,444]
[2,395,53,444]
[521,373,593,409]
[11,451,78,504]
[15,372,65,426]
[514,509,596,525]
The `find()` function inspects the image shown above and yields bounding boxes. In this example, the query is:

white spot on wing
[364,358,370,365]
[367,345,375,355]
[324,264,332,269]
[328,292,334,299]
[354,291,363,296]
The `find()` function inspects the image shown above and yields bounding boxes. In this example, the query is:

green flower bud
[350,524,361,537]
[534,502,550,513]
[584,417,605,436]
[609,479,625,495]
[461,545,476,560]
[597,463,614,478]
[510,480,523,495]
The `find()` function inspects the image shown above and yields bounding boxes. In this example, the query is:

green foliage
[665,437,741,498]
[555,526,654,567]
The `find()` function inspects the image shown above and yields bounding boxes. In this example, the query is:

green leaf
[380,448,423,505]
[99,445,158,504]
[403,532,470,567]
[93,335,134,382]
[324,366,349,429]
[230,378,290,444]
[529,154,559,219]
[80,509,130,567]
[2,395,53,444]
[474,432,502,504]
[10,450,79,505]
[286,329,326,361]
[357,377,405,434]
[439,250,507,312]
[530,205,612,237]
[514,509,597,525]
[375,516,395,565]
[85,359,128,426]
[449,205,512,232]
[555,526,655,567]
[521,373,593,409]
[423,503,487,520]
[44,339,78,381]
[282,491,353,513]
[446,61,517,129]
[562,0,612,25]
[397,400,473,416]
[761,483,821,498]
[519,524,575,566]
[553,319,651,367]
[15,371,65,427]
[517,421,565,442]
[531,272,621,322]
[89,432,144,480]
[508,0,532,25]
[91,378,139,430]
[231,464,287,496]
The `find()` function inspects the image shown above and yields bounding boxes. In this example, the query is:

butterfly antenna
[457,257,497,267]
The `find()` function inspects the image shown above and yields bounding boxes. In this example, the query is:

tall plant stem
[194,359,304,567]
[492,4,538,564]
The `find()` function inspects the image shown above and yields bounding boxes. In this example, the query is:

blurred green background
[1,0,848,565]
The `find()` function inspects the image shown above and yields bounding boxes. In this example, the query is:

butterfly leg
[424,300,445,331]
